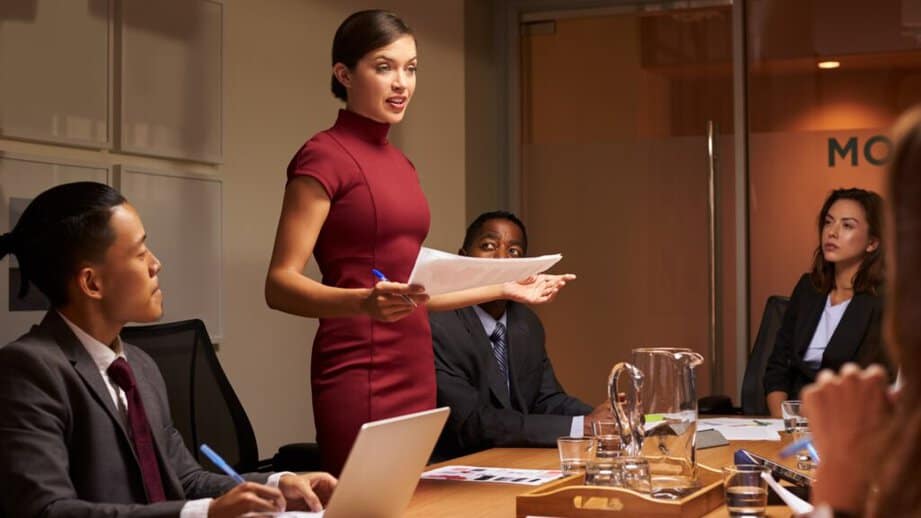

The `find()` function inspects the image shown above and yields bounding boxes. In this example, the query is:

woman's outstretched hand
[503,273,576,304]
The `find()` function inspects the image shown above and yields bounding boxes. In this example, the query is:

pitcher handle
[681,351,705,367]
[608,362,644,457]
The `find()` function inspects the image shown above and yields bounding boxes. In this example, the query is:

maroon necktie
[107,357,167,503]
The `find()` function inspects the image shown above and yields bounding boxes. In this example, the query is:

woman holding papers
[763,187,892,416]
[265,10,573,474]
[800,108,921,516]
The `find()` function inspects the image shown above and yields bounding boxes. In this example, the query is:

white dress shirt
[58,312,289,516]
[802,296,851,369]
[472,306,584,437]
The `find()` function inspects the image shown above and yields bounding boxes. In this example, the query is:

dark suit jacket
[0,312,268,517]
[763,274,891,399]
[430,303,593,459]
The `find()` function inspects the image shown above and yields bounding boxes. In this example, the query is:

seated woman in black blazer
[764,187,892,417]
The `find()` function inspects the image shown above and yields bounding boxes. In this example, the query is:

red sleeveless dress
[286,109,435,474]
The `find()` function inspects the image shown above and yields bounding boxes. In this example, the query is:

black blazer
[430,303,593,460]
[763,274,890,399]
[0,312,268,518]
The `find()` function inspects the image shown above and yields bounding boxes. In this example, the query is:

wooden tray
[516,464,724,518]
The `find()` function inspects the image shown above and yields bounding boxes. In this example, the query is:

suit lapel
[46,312,180,500]
[46,312,133,444]
[459,307,512,409]
[822,294,872,368]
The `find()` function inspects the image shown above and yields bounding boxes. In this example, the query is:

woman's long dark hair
[809,188,885,294]
[873,107,921,516]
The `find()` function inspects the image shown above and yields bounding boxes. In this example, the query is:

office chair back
[741,296,790,415]
[120,319,260,472]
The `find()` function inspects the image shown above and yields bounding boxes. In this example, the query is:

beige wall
[0,0,467,456]
[464,0,504,224]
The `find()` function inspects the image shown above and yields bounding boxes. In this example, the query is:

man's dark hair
[0,182,126,307]
[331,10,414,102]
[461,210,528,254]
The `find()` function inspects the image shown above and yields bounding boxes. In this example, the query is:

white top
[472,305,583,437]
[57,312,288,516]
[802,296,852,369]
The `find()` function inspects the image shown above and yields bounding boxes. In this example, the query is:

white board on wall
[119,0,223,163]
[0,0,110,147]
[0,154,110,346]
[117,167,223,339]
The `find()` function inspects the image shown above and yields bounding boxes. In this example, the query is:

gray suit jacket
[430,303,593,459]
[0,312,268,517]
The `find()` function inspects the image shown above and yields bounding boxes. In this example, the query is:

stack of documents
[408,247,563,296]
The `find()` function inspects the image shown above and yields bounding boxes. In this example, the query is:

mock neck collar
[334,109,390,144]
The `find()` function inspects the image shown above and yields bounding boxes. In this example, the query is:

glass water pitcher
[609,347,705,498]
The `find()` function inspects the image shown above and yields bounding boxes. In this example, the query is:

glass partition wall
[517,0,921,403]
[520,4,736,401]
[747,0,921,343]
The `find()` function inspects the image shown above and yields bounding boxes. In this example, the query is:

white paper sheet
[698,417,784,441]
[407,247,563,296]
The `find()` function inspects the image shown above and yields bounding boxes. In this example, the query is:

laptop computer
[321,406,450,518]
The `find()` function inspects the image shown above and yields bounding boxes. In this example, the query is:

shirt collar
[57,311,125,372]
[473,304,507,338]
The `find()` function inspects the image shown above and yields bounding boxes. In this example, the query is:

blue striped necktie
[490,322,509,393]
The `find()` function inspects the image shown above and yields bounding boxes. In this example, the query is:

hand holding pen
[200,443,338,514]
[200,444,285,517]
[362,269,428,322]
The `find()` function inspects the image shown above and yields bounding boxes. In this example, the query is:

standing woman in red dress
[265,10,574,474]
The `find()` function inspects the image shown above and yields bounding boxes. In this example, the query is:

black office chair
[739,295,789,416]
[121,319,320,473]
[698,295,790,415]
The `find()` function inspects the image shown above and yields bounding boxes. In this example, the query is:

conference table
[404,437,801,517]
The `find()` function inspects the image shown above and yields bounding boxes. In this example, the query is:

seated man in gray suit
[0,182,335,517]
[430,211,610,459]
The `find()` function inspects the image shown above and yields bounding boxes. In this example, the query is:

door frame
[496,0,751,398]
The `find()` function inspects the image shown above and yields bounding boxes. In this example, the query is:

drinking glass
[722,464,769,517]
[557,436,593,475]
[585,457,618,486]
[592,420,623,459]
[611,456,652,493]
[781,400,814,469]
[780,400,808,433]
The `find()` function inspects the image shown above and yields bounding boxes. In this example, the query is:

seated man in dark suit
[0,182,335,517]
[430,210,610,459]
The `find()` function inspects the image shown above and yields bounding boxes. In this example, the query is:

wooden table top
[405,437,802,517]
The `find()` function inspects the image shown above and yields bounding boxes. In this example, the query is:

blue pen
[805,442,821,462]
[200,443,245,484]
[778,437,821,462]
[371,269,417,308]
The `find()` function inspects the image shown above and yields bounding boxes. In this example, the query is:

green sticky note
[645,413,664,423]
